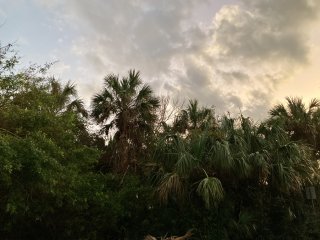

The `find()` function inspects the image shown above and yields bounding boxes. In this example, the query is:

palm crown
[91,70,160,172]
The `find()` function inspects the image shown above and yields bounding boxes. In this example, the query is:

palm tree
[91,70,160,172]
[154,113,318,239]
[269,97,320,147]
[49,79,88,118]
[173,99,216,134]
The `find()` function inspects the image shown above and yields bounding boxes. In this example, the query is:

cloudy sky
[1,0,320,119]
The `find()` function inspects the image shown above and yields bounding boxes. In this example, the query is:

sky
[1,0,320,119]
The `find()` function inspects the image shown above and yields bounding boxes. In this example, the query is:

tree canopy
[0,43,319,239]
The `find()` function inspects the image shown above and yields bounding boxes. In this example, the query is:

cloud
[209,0,320,118]
[35,0,320,119]
[213,0,320,64]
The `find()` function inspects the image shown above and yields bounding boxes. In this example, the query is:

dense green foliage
[0,43,320,239]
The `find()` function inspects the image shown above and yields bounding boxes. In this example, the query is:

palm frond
[234,155,251,178]
[136,85,153,102]
[308,98,320,114]
[157,173,185,204]
[67,99,88,117]
[286,97,306,118]
[175,145,197,176]
[249,150,270,179]
[189,131,211,163]
[269,104,288,118]
[229,211,256,239]
[128,69,142,91]
[62,81,77,98]
[105,74,121,94]
[212,140,233,171]
[197,176,224,208]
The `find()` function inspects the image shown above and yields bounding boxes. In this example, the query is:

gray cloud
[214,0,320,64]
[216,69,249,84]
[35,0,320,119]
[210,0,320,118]
[62,0,211,76]
[227,94,243,109]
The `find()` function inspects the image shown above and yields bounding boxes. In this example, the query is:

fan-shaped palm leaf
[197,176,224,208]
[157,172,185,204]
[212,140,233,171]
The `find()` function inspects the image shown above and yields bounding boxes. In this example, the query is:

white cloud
[35,0,320,119]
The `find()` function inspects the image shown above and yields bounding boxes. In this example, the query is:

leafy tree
[1,41,320,239]
[0,46,104,239]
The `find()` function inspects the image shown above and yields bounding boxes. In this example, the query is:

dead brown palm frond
[157,173,185,204]
[145,230,193,240]
[144,235,157,240]
[170,229,193,240]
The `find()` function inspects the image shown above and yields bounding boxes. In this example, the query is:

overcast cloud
[33,0,320,118]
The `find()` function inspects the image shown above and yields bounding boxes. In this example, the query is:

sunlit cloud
[4,0,320,119]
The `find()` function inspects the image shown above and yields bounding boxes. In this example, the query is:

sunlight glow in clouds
[1,0,320,119]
